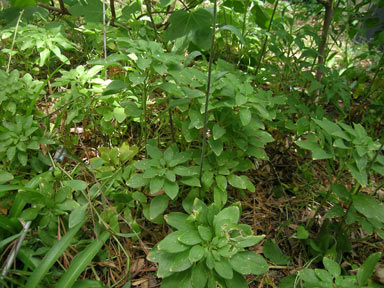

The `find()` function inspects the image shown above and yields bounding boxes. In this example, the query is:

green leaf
[299,269,319,284]
[20,207,39,221]
[225,271,248,288]
[68,0,103,22]
[160,0,174,7]
[18,152,28,166]
[169,250,193,273]
[165,212,194,231]
[149,195,169,220]
[214,260,233,279]
[323,257,340,277]
[65,180,87,191]
[56,231,110,288]
[239,108,252,126]
[127,174,148,188]
[357,252,382,286]
[331,184,349,202]
[164,180,179,200]
[352,194,384,223]
[165,9,212,42]
[150,176,164,194]
[263,239,290,265]
[227,174,246,189]
[181,176,201,187]
[212,124,226,140]
[174,166,197,177]
[158,231,189,253]
[230,251,268,275]
[26,219,86,288]
[10,0,36,7]
[0,171,13,184]
[146,142,163,159]
[296,226,309,239]
[208,137,223,156]
[7,146,16,161]
[113,107,126,123]
[69,204,88,229]
[219,25,245,45]
[216,175,227,191]
[189,245,205,262]
[192,261,208,288]
[178,230,202,245]
[198,225,213,242]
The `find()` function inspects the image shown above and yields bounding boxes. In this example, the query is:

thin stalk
[241,0,249,37]
[141,76,149,148]
[103,0,108,79]
[144,0,161,42]
[6,10,23,73]
[361,50,384,104]
[199,0,218,197]
[255,0,279,77]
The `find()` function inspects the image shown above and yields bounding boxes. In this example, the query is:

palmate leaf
[68,0,103,23]
[165,8,212,42]
[10,0,36,7]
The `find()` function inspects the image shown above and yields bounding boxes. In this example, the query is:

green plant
[147,200,268,287]
[298,254,382,288]
[127,140,199,221]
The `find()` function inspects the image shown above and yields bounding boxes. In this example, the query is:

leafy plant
[147,200,268,287]
[298,254,382,288]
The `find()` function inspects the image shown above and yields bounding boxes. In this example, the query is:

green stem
[6,9,24,73]
[255,0,279,77]
[199,0,218,197]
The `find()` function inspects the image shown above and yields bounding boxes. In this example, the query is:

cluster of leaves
[148,200,268,287]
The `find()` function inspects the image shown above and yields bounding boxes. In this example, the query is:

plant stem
[255,0,279,77]
[199,0,217,197]
[315,0,334,82]
[6,9,23,73]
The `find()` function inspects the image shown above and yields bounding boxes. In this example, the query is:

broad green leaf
[189,245,205,262]
[299,269,319,284]
[165,212,193,230]
[149,195,169,220]
[192,261,208,288]
[65,180,87,191]
[20,207,39,221]
[178,230,202,245]
[127,174,148,188]
[146,142,163,159]
[10,0,36,7]
[208,138,223,156]
[181,176,201,187]
[331,184,349,202]
[239,108,252,126]
[225,271,248,288]
[295,226,309,239]
[230,251,268,275]
[263,239,290,265]
[169,250,193,273]
[357,252,382,286]
[150,176,164,194]
[214,206,240,227]
[68,0,103,22]
[323,257,341,277]
[164,180,179,200]
[227,174,246,189]
[212,123,226,140]
[165,9,212,42]
[198,225,213,242]
[352,194,384,223]
[216,175,227,191]
[0,171,13,184]
[219,25,245,45]
[69,204,88,229]
[158,231,189,253]
[113,107,126,123]
[214,260,233,279]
